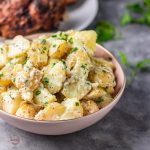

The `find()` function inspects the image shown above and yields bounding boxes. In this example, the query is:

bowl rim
[0,44,126,124]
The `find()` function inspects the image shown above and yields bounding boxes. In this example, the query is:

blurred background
[0,0,150,150]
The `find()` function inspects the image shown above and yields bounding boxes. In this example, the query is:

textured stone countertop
[0,0,150,150]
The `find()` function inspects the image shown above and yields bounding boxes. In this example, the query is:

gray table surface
[0,0,150,150]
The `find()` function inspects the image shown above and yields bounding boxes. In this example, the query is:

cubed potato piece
[0,43,8,69]
[0,65,13,86]
[16,101,42,119]
[34,86,57,106]
[43,61,66,94]
[8,35,30,58]
[89,68,116,88]
[84,87,107,100]
[96,95,113,109]
[1,88,22,114]
[13,64,43,90]
[27,38,50,68]
[60,98,83,120]
[68,30,97,54]
[34,102,66,121]
[62,79,92,100]
[49,39,71,59]
[81,100,99,115]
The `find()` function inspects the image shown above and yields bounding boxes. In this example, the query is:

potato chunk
[81,100,99,115]
[34,102,65,121]
[1,88,22,114]
[43,61,66,94]
[12,62,43,101]
[60,98,83,120]
[84,87,107,100]
[0,64,13,86]
[0,43,8,69]
[68,30,97,54]
[49,39,71,59]
[27,38,50,68]
[8,35,30,58]
[16,101,42,119]
[34,86,57,106]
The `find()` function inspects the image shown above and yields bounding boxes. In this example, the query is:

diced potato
[62,49,92,99]
[89,67,115,88]
[12,64,43,90]
[0,43,8,69]
[34,102,65,121]
[8,35,30,58]
[0,65,13,86]
[19,88,33,102]
[49,39,71,59]
[66,49,92,78]
[34,86,57,106]
[81,100,99,115]
[96,95,113,109]
[62,79,92,100]
[92,57,115,70]
[84,87,107,100]
[1,88,22,114]
[27,38,50,68]
[16,101,42,119]
[60,98,83,120]
[68,30,97,54]
[43,61,66,94]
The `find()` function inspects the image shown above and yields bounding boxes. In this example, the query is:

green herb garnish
[0,73,3,78]
[35,90,41,96]
[121,12,133,26]
[71,47,78,53]
[119,51,150,83]
[95,21,116,43]
[81,64,87,70]
[52,62,56,67]
[127,3,144,14]
[62,60,67,69]
[96,98,104,104]
[43,77,49,85]
[75,102,79,106]
[68,37,73,44]
[41,39,46,44]
[52,44,56,48]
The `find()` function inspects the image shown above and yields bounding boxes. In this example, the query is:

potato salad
[0,30,116,121]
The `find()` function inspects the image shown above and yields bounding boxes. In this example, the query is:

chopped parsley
[22,58,28,65]
[71,47,78,53]
[68,37,73,44]
[52,44,56,48]
[35,90,41,96]
[62,60,67,70]
[81,64,87,70]
[52,62,56,67]
[51,34,57,38]
[75,102,80,106]
[0,47,3,52]
[95,21,116,44]
[44,101,48,105]
[0,73,3,78]
[96,98,104,104]
[43,77,49,85]
[41,39,46,45]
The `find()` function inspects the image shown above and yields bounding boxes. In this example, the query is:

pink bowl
[0,44,126,135]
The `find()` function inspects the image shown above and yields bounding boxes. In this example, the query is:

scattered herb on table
[119,51,150,83]
[121,0,150,26]
[95,21,116,44]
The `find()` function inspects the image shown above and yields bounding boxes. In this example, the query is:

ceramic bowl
[0,44,126,135]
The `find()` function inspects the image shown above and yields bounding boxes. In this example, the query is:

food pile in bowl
[0,30,116,121]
